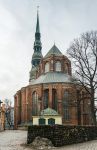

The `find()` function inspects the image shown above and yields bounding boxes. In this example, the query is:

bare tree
[4,99,13,129]
[67,31,97,125]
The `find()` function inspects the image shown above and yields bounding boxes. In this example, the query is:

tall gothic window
[45,62,49,73]
[82,91,85,112]
[55,61,61,72]
[64,64,68,74]
[44,89,49,109]
[52,89,57,111]
[32,91,38,115]
[63,91,70,121]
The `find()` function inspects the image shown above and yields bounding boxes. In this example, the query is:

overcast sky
[0,0,97,102]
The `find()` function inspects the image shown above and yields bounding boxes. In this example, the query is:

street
[0,130,97,150]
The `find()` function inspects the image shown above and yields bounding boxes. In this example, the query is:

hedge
[27,125,97,147]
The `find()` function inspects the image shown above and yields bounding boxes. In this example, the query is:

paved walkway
[0,130,27,150]
[0,130,97,150]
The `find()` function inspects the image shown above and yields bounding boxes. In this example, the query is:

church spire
[36,8,40,33]
[32,7,42,67]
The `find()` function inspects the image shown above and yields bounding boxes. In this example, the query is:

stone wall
[27,125,97,147]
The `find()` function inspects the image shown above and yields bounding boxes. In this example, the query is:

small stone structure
[33,108,62,125]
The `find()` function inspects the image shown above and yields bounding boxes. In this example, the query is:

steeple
[36,9,40,33]
[32,7,42,67]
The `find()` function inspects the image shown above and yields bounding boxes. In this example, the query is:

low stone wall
[27,125,97,147]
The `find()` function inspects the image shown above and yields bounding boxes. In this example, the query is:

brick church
[14,10,92,129]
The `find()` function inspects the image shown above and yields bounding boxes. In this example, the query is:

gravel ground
[0,130,97,150]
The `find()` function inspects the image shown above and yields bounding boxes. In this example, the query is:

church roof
[30,72,73,85]
[44,45,63,58]
[41,108,59,116]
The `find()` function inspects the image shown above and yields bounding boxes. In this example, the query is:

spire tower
[36,7,40,33]
[32,7,42,67]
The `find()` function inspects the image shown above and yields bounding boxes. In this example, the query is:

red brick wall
[36,55,72,77]
[14,83,92,129]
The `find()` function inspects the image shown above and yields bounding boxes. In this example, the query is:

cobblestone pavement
[0,130,97,150]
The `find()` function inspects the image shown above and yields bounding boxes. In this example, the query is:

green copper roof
[32,51,43,59]
[41,108,59,116]
[30,72,73,85]
[44,45,63,58]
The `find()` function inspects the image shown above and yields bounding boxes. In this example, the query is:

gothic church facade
[14,11,92,129]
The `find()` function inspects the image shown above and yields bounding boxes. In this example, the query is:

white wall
[32,116,62,125]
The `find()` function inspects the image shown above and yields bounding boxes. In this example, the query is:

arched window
[44,89,49,109]
[48,118,55,125]
[32,91,38,115]
[45,62,49,73]
[64,64,68,74]
[55,61,61,72]
[52,89,57,111]
[63,91,70,121]
[39,118,46,125]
